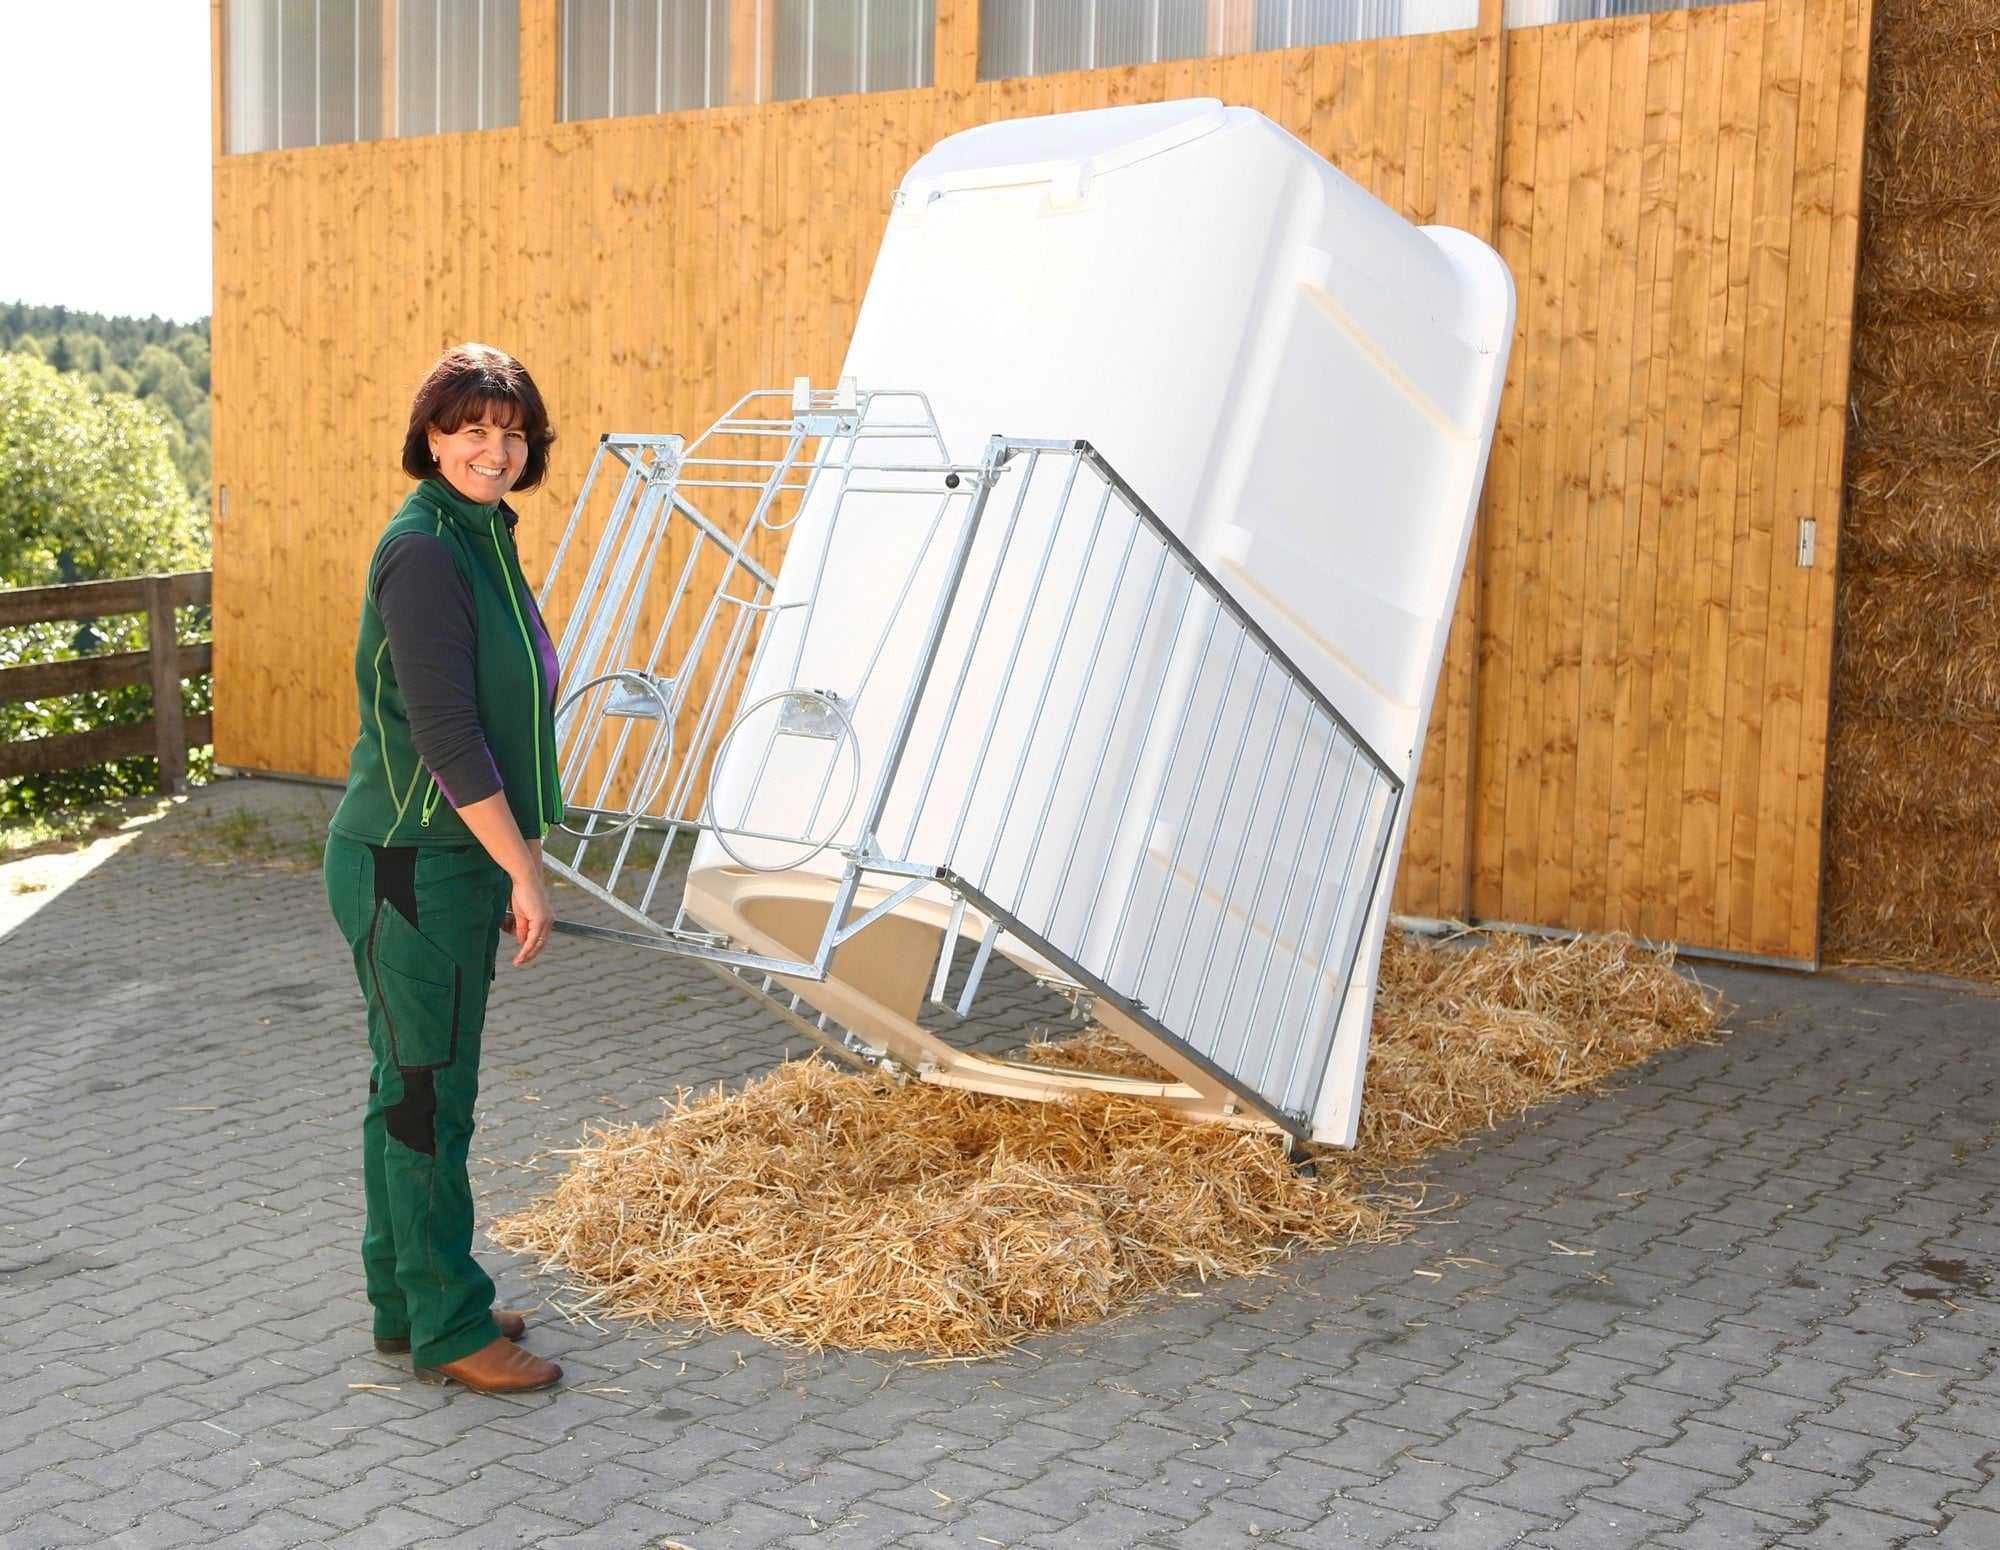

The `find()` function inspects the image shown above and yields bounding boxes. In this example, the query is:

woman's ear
[425,426,441,464]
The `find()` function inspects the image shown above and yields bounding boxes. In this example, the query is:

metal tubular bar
[1226,715,1332,1077]
[931,892,968,1002]
[656,591,758,831]
[1281,785,1403,1115]
[933,869,1304,1140]
[1086,577,1219,974]
[697,961,874,1071]
[850,491,958,699]
[1181,679,1297,1038]
[1254,742,1361,1093]
[972,473,1118,898]
[940,452,1085,869]
[828,874,938,948]
[576,532,709,839]
[1270,768,1378,1107]
[893,450,1041,857]
[652,445,801,825]
[547,910,824,979]
[559,459,650,685]
[580,491,679,835]
[1048,544,1186,949]
[1119,621,1247,989]
[1153,652,1274,1028]
[665,490,782,592]
[805,449,1004,971]
[1019,510,1159,932]
[954,916,1005,1019]
[1078,444,1400,792]
[538,434,618,614]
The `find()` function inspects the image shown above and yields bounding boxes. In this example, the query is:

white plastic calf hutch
[540,100,1514,1148]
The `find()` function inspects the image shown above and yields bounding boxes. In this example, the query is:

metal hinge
[1797,518,1817,568]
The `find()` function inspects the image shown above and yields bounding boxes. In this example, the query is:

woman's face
[427,405,529,506]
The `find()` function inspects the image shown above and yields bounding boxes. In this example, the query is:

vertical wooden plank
[1607,10,1687,933]
[1714,0,1802,951]
[1471,25,1540,920]
[1467,0,1506,243]
[1536,19,1610,927]
[148,578,188,794]
[210,0,225,159]
[1672,1,1763,945]
[935,0,978,96]
[1412,23,1488,922]
[730,0,778,105]
[1568,17,1647,931]
[1750,0,1836,957]
[1498,24,1574,925]
[1791,0,1873,961]
[1373,38,1410,213]
[519,0,558,128]
[1391,33,1450,918]
[1636,5,1724,943]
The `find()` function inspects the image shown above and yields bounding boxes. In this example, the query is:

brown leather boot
[375,1310,527,1355]
[415,1336,562,1394]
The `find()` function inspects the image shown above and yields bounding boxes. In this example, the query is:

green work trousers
[324,832,511,1368]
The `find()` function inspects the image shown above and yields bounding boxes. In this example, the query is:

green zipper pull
[419,776,443,828]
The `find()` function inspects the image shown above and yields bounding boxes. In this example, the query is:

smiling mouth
[470,464,507,478]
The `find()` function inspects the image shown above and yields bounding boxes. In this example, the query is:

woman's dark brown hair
[401,343,557,492]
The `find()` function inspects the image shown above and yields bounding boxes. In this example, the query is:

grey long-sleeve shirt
[373,532,506,809]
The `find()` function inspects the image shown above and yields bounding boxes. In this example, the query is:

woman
[324,343,565,1394]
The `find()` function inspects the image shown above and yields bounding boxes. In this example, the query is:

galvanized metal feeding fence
[540,383,1402,1139]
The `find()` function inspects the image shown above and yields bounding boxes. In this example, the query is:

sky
[1,3,214,324]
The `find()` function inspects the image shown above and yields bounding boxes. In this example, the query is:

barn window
[561,0,731,116]
[979,0,1479,79]
[224,0,518,152]
[225,0,385,152]
[561,0,932,115]
[979,0,1728,83]
[770,0,937,99]
[395,0,522,135]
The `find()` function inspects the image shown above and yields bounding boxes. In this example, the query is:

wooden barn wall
[1468,0,1872,964]
[208,0,1871,963]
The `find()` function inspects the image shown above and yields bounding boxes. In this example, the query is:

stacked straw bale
[493,930,1720,1356]
[1825,0,2000,976]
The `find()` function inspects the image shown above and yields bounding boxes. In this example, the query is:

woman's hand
[454,790,555,968]
[506,865,555,967]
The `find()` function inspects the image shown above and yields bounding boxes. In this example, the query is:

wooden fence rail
[0,571,215,792]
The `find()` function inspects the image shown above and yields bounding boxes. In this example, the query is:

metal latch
[1797,518,1816,568]
[607,673,676,719]
[777,690,847,740]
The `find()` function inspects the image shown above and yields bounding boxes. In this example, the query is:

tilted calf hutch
[542,101,1513,1146]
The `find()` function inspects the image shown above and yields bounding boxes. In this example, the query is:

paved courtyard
[3,776,1997,1550]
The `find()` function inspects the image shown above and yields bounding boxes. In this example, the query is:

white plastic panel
[688,101,1513,1143]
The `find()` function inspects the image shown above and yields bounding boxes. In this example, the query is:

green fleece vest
[330,478,564,848]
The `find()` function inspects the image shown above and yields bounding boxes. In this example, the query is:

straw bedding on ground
[492,929,1721,1356]
[1823,0,2000,978]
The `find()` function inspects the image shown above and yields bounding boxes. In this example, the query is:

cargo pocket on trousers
[367,901,462,1071]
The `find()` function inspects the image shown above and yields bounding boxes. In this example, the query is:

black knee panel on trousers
[385,1068,437,1155]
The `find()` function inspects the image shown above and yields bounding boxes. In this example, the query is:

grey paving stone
[1934,1506,2000,1550]
[1645,1497,1801,1550]
[1516,1492,1685,1549]
[1776,1502,1939,1549]
[1392,1498,1558,1550]
[7,783,2000,1550]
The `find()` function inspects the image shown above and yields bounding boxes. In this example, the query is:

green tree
[0,352,206,587]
